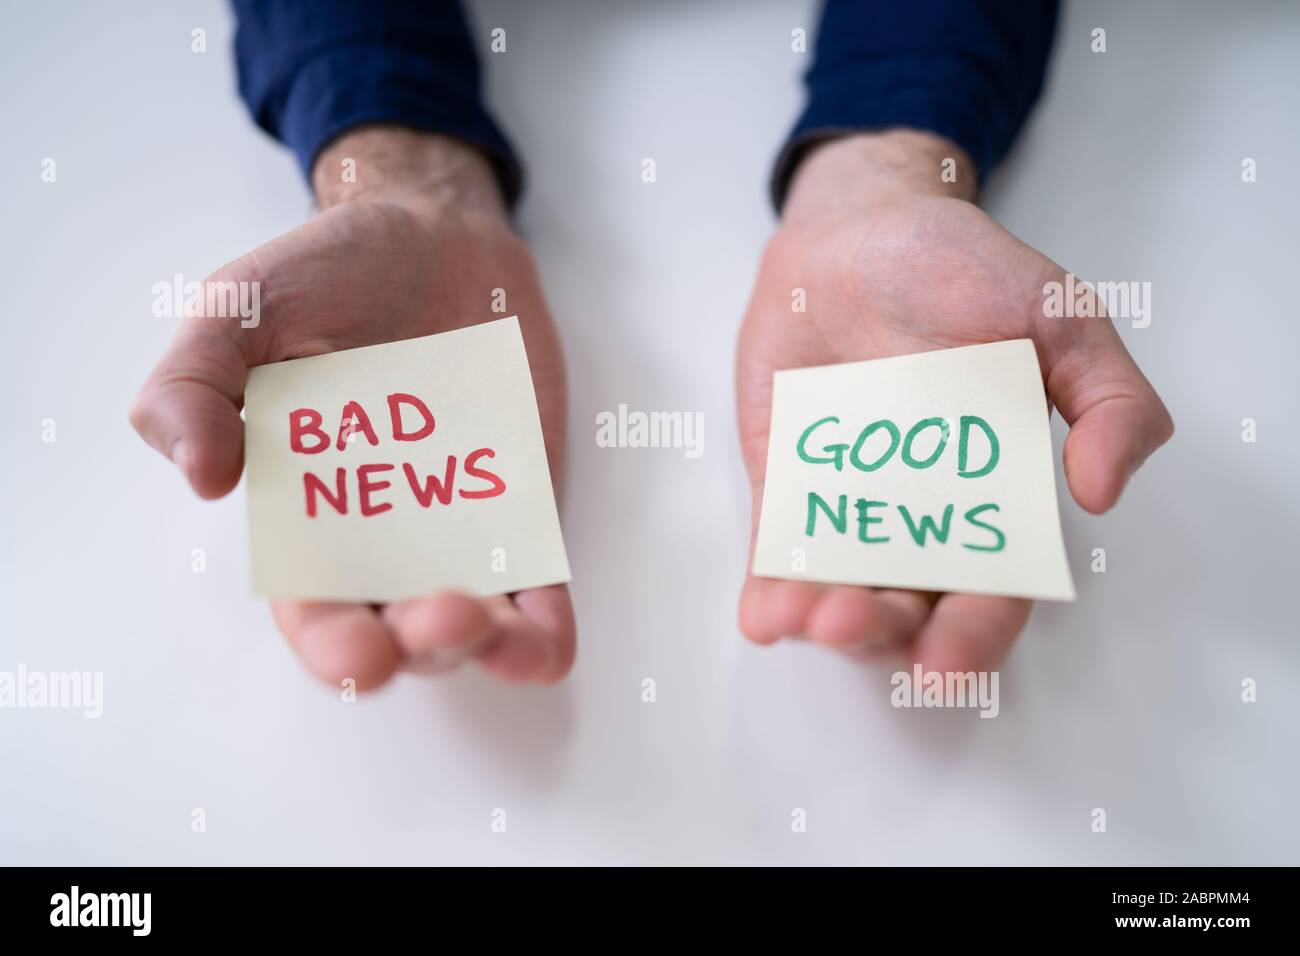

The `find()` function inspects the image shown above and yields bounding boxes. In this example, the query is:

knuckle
[127,393,152,434]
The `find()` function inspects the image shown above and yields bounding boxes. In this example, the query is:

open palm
[737,193,1172,671]
[131,197,574,689]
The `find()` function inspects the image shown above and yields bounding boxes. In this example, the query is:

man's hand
[131,127,574,690]
[737,130,1173,672]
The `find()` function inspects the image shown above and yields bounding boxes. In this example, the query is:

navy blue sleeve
[773,0,1060,208]
[231,0,521,205]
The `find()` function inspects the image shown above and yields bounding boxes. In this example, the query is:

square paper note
[751,339,1075,601]
[244,316,570,602]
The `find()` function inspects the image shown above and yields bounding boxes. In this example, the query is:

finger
[911,593,1031,674]
[1039,307,1174,514]
[475,585,576,685]
[739,576,825,645]
[1061,387,1173,514]
[806,585,934,654]
[129,318,247,499]
[739,427,833,645]
[381,591,495,674]
[270,600,403,691]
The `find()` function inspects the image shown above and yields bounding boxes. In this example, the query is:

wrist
[782,130,978,223]
[311,125,508,223]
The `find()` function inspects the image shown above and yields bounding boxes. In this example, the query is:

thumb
[129,320,247,500]
[1042,319,1174,515]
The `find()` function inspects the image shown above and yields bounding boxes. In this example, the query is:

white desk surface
[3,0,1296,864]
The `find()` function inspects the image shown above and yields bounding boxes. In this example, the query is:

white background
[2,0,1297,865]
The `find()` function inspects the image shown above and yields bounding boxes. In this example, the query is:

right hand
[130,127,575,691]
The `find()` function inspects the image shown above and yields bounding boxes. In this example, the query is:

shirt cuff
[771,57,1008,211]
[234,0,524,209]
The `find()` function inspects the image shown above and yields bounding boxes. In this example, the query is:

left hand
[736,130,1174,672]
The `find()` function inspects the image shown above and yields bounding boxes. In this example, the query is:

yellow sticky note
[244,317,570,602]
[751,339,1075,601]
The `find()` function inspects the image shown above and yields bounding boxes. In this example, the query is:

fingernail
[169,438,188,473]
